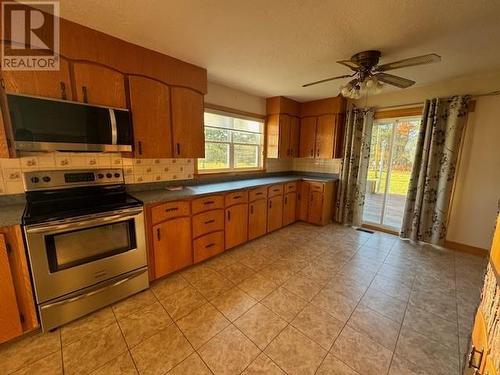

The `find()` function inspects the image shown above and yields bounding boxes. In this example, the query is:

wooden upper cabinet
[289,116,300,158]
[0,233,22,344]
[315,114,336,159]
[299,117,317,158]
[72,62,126,108]
[266,114,279,159]
[153,217,192,278]
[171,87,205,158]
[1,57,72,100]
[129,76,172,158]
[278,115,291,158]
[248,199,267,240]
[225,204,248,249]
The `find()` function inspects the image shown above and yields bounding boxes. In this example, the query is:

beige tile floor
[0,222,487,375]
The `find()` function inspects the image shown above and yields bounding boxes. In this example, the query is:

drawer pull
[203,200,215,205]
[204,219,215,225]
[205,243,215,248]
[165,207,178,212]
[273,189,279,192]
[233,195,242,199]
[255,192,263,196]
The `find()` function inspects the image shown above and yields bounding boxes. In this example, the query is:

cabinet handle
[317,149,320,157]
[468,345,484,370]
[310,149,313,157]
[284,196,288,204]
[60,82,67,100]
[310,195,314,202]
[176,143,181,155]
[256,192,263,196]
[165,207,178,212]
[203,200,214,205]
[138,141,143,155]
[82,86,88,103]
[204,219,215,225]
[250,205,254,214]
[205,243,215,248]
[298,193,301,200]
[269,200,272,209]
[156,228,161,241]
[227,210,231,221]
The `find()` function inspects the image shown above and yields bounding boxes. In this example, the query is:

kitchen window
[197,110,264,173]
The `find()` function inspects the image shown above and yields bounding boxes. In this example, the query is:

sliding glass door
[363,116,420,230]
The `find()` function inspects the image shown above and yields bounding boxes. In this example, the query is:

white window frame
[198,109,264,174]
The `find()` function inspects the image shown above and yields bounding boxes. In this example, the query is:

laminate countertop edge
[130,175,338,205]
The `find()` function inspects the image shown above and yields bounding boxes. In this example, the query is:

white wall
[205,82,266,115]
[358,71,500,250]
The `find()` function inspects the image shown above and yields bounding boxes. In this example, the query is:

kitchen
[0,1,499,375]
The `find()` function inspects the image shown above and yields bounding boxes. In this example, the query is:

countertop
[0,204,26,227]
[131,175,337,204]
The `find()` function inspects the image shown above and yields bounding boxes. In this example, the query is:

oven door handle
[26,208,143,234]
[40,268,147,310]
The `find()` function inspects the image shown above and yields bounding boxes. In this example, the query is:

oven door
[24,207,147,303]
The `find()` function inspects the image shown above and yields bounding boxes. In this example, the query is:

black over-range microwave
[7,94,133,152]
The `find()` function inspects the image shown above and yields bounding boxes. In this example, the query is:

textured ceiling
[58,0,500,101]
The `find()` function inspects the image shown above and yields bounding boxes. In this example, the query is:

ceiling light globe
[365,78,374,88]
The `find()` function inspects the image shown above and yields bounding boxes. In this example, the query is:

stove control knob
[97,173,104,179]
[42,176,51,183]
[106,173,112,178]
[30,177,40,184]
[114,173,120,178]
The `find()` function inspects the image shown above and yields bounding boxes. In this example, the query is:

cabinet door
[333,114,345,159]
[0,234,22,344]
[308,191,324,225]
[153,217,192,278]
[73,62,126,108]
[297,181,310,221]
[283,192,297,226]
[289,116,300,158]
[267,196,283,232]
[2,57,72,100]
[171,87,205,158]
[299,117,317,158]
[316,114,335,159]
[225,203,248,249]
[129,76,172,158]
[278,115,291,158]
[249,199,267,240]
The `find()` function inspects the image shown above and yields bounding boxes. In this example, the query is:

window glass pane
[198,142,229,170]
[204,112,233,129]
[234,144,259,168]
[233,118,262,133]
[205,127,229,142]
[232,131,261,145]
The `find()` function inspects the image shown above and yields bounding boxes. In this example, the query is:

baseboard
[444,240,489,257]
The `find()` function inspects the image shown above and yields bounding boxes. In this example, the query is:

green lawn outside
[367,169,412,195]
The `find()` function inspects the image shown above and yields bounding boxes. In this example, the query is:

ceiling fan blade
[375,53,441,72]
[302,74,354,88]
[337,60,360,71]
[374,73,415,88]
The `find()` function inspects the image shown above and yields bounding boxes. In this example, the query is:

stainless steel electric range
[22,169,148,331]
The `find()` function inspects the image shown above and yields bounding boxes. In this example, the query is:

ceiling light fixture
[340,75,384,99]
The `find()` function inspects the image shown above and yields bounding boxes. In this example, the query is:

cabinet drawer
[249,186,268,202]
[308,182,324,192]
[225,191,249,207]
[285,182,297,193]
[192,195,224,214]
[151,201,190,224]
[192,209,224,238]
[193,231,225,263]
[268,184,284,198]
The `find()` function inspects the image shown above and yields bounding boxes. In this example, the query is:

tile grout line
[110,307,141,374]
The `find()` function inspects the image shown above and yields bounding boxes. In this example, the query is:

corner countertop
[130,174,337,204]
[0,204,26,227]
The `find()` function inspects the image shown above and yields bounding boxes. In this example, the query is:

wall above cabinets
[0,10,207,160]
[265,95,346,161]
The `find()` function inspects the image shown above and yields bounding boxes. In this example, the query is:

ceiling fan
[302,50,441,99]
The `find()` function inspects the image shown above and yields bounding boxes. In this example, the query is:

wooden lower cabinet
[296,180,336,226]
[297,181,310,221]
[308,191,324,225]
[283,192,297,226]
[225,203,248,249]
[194,231,224,263]
[249,199,267,240]
[267,195,283,232]
[153,217,192,278]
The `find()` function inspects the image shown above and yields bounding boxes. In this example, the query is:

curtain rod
[373,89,500,111]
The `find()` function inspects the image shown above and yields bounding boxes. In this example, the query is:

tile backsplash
[0,152,194,195]
[292,158,341,174]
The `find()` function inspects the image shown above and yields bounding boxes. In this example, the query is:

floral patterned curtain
[336,105,374,226]
[400,96,470,245]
